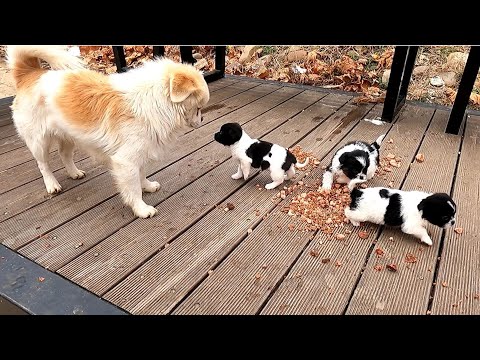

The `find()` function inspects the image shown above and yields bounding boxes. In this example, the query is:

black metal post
[179,46,195,64]
[153,46,165,58]
[112,46,127,73]
[381,46,409,122]
[215,46,226,75]
[396,46,418,108]
[446,46,480,135]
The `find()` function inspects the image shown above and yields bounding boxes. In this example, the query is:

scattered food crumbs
[474,294,479,300]
[358,231,369,239]
[74,242,83,249]
[247,228,253,234]
[426,310,432,315]
[387,138,394,143]
[442,282,448,288]
[288,223,295,231]
[345,229,352,234]
[255,210,260,216]
[360,183,368,189]
[261,264,268,269]
[452,303,458,308]
[94,252,99,257]
[208,270,213,275]
[389,237,394,241]
[454,227,463,234]
[336,233,346,240]
[255,273,261,280]
[415,153,425,162]
[310,249,320,257]
[321,258,330,264]
[388,181,394,187]
[386,264,398,272]
[405,253,417,263]
[35,226,41,230]
[226,203,235,210]
[298,181,304,186]
[374,265,383,271]
[335,260,342,267]
[386,153,396,159]
[38,277,45,282]
[375,248,384,256]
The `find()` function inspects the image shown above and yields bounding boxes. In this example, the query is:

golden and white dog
[7,45,209,218]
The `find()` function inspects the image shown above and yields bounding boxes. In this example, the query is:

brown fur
[55,70,133,130]
[11,56,47,91]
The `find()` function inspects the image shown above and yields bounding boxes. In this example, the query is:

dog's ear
[339,152,350,164]
[170,72,199,103]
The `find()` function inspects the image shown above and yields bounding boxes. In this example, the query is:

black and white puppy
[344,187,457,246]
[321,134,386,191]
[214,122,309,189]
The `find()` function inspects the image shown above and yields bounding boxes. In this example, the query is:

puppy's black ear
[339,152,350,164]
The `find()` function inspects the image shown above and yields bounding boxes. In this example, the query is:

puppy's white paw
[347,182,357,191]
[265,183,280,190]
[243,173,250,180]
[321,183,332,191]
[350,220,361,227]
[231,173,243,180]
[143,180,161,193]
[45,180,62,194]
[69,169,86,179]
[134,204,158,218]
[421,236,433,246]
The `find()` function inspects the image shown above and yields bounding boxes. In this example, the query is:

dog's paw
[321,183,332,191]
[350,220,361,227]
[347,182,357,191]
[265,182,280,190]
[142,180,161,193]
[69,169,86,180]
[134,204,158,218]
[231,173,243,180]
[45,180,62,194]
[421,236,433,246]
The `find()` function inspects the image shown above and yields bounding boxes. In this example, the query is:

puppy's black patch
[246,141,273,169]
[339,150,368,179]
[383,193,403,226]
[282,150,297,171]
[349,188,363,210]
[379,189,390,198]
[214,122,243,146]
[418,193,456,228]
[261,161,270,170]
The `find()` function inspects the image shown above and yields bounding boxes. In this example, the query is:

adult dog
[7,46,209,218]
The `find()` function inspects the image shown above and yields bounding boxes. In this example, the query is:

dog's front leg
[111,158,158,218]
[140,166,161,193]
[320,169,334,190]
[240,161,251,180]
[402,224,433,246]
[347,177,367,191]
[231,163,244,180]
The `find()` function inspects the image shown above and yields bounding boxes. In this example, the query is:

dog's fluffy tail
[371,133,386,150]
[7,45,85,89]
[295,157,310,168]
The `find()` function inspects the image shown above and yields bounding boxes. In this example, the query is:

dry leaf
[321,258,331,264]
[310,249,320,257]
[405,253,417,263]
[386,264,398,272]
[358,231,369,239]
[415,153,425,163]
[38,277,45,282]
[375,248,384,256]
[226,203,235,210]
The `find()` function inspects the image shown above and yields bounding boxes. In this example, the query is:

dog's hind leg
[28,136,62,194]
[111,157,158,218]
[140,166,160,193]
[401,224,433,246]
[265,169,285,190]
[58,138,85,179]
[285,165,295,180]
[344,207,362,227]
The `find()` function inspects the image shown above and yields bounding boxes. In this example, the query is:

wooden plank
[103,100,373,314]
[0,156,106,222]
[55,91,332,295]
[0,113,12,127]
[345,110,461,315]
[19,88,319,270]
[0,135,24,155]
[207,78,239,92]
[260,105,435,315]
[173,105,390,315]
[7,87,303,252]
[431,115,480,314]
[0,124,16,140]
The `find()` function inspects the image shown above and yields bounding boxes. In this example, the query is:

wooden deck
[1,76,479,315]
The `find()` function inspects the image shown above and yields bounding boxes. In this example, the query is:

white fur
[344,187,454,246]
[321,134,385,191]
[8,46,208,218]
[228,130,308,190]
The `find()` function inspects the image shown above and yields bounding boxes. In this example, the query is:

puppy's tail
[371,133,386,150]
[7,46,85,89]
[295,157,310,168]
